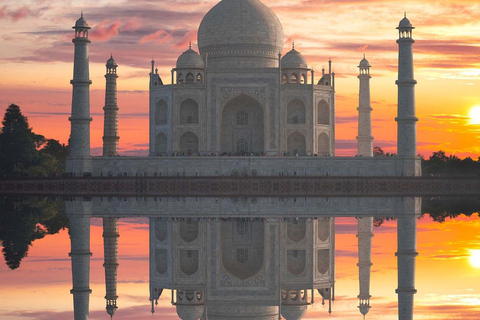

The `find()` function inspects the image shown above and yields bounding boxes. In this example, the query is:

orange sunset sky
[1,0,480,157]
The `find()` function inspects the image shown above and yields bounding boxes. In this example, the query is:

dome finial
[292,41,295,50]
[81,11,83,18]
[189,41,192,49]
[404,11,407,18]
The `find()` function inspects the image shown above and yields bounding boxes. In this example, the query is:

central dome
[198,0,284,69]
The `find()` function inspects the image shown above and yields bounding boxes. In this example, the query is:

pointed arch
[155,133,167,155]
[318,132,330,156]
[290,73,299,84]
[196,73,202,83]
[287,99,306,124]
[287,250,306,276]
[180,250,199,276]
[179,131,198,154]
[155,249,168,275]
[287,131,306,155]
[155,100,168,125]
[180,98,199,124]
[317,100,330,125]
[282,74,287,84]
[186,73,194,83]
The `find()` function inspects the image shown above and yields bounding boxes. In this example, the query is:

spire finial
[189,41,191,49]
[110,53,113,59]
[292,41,295,50]
[81,11,83,18]
[404,11,407,18]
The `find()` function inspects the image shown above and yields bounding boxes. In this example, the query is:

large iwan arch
[221,94,264,154]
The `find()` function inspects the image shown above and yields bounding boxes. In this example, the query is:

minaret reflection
[357,217,373,318]
[149,217,335,320]
[103,217,119,318]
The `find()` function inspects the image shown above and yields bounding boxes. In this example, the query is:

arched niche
[282,74,287,84]
[186,73,194,83]
[317,219,330,242]
[155,220,168,242]
[287,219,306,243]
[318,132,330,157]
[317,100,330,125]
[179,131,199,154]
[221,94,264,154]
[179,221,199,243]
[155,133,167,155]
[287,250,306,276]
[180,250,199,276]
[287,99,306,124]
[178,73,184,84]
[290,73,299,84]
[196,73,202,83]
[221,220,264,280]
[155,100,168,125]
[180,98,199,124]
[317,249,330,275]
[287,132,306,156]
[155,249,168,275]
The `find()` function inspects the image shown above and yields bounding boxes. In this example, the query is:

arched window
[318,132,330,156]
[177,73,184,84]
[180,98,199,124]
[179,131,199,154]
[282,74,287,84]
[236,138,249,153]
[155,100,168,125]
[186,73,194,83]
[155,133,167,155]
[290,73,299,84]
[236,111,248,125]
[287,132,306,155]
[287,99,306,124]
[317,100,330,125]
[196,73,202,83]
[301,74,307,84]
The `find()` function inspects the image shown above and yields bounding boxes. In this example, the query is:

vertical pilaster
[357,217,373,317]
[357,57,374,157]
[68,201,92,320]
[396,216,418,320]
[103,217,119,317]
[103,56,119,157]
[396,15,418,158]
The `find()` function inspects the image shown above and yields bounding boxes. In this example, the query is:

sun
[468,249,480,268]
[469,106,480,125]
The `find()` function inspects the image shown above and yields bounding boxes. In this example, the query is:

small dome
[176,305,204,320]
[281,305,308,320]
[282,48,308,69]
[398,16,413,29]
[106,55,117,69]
[74,14,90,29]
[176,48,204,69]
[359,56,371,68]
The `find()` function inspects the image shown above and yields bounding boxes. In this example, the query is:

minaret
[68,13,92,171]
[396,216,418,320]
[103,217,120,318]
[357,217,373,318]
[396,14,418,158]
[68,201,93,320]
[357,56,374,157]
[102,55,119,157]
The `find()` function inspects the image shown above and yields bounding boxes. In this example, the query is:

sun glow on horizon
[468,249,480,268]
[468,106,480,125]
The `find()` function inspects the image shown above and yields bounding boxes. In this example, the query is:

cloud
[0,5,36,22]
[139,30,173,44]
[90,20,121,42]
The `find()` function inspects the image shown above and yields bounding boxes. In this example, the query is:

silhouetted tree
[0,197,68,270]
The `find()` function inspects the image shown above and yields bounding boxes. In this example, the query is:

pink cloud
[139,30,173,45]
[174,30,197,49]
[0,5,34,21]
[90,20,121,42]
[120,17,142,32]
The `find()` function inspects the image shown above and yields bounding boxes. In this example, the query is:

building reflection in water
[66,197,420,320]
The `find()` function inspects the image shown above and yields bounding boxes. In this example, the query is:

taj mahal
[65,1,422,320]
[67,0,421,178]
